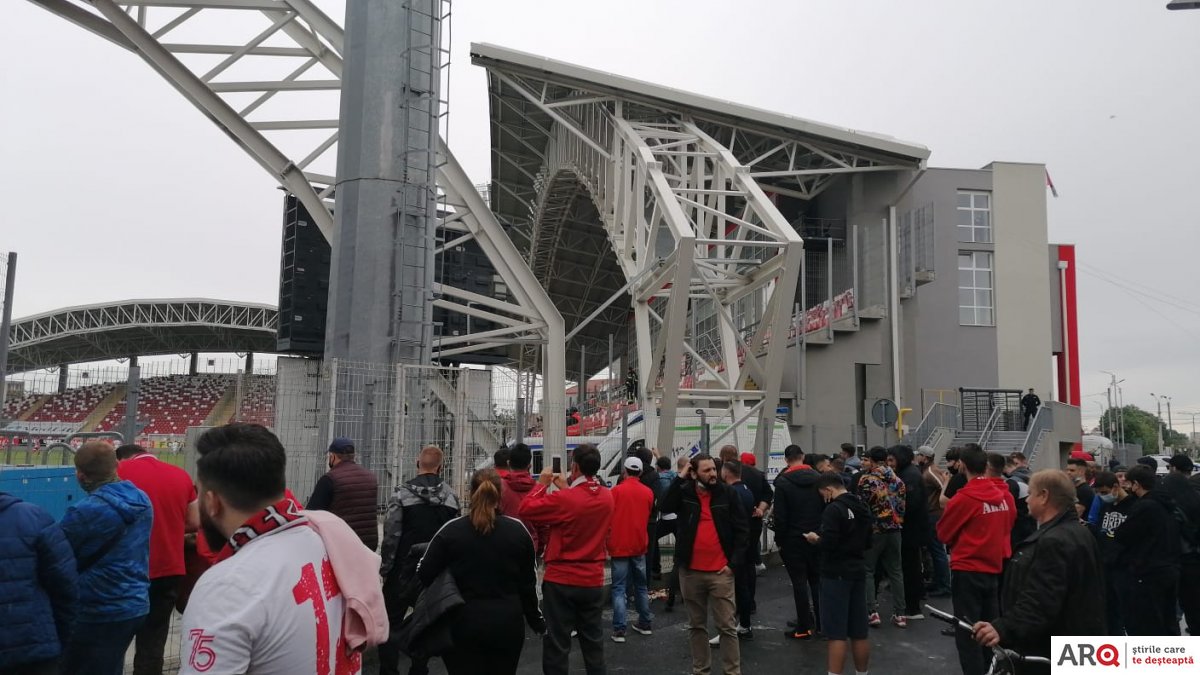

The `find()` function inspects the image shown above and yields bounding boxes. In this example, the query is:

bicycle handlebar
[923,605,1051,665]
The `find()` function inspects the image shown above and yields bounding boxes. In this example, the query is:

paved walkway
[376,562,962,674]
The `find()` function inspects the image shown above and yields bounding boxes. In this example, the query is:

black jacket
[394,567,464,660]
[380,474,461,577]
[417,515,543,633]
[992,510,1106,662]
[817,492,872,579]
[661,478,749,569]
[896,462,929,538]
[741,464,774,514]
[1114,488,1181,575]
[772,467,825,543]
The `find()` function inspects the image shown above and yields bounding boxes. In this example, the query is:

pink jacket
[305,510,389,650]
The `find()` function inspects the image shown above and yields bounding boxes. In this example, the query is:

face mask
[1099,493,1117,505]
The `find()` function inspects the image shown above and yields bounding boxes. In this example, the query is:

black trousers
[132,575,182,675]
[900,529,925,616]
[1180,557,1200,634]
[780,539,821,632]
[747,518,763,612]
[443,597,525,675]
[951,571,999,675]
[1122,569,1181,636]
[542,581,606,675]
[379,569,429,675]
[734,563,754,628]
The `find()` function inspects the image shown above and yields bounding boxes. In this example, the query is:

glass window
[958,251,994,326]
[957,190,992,244]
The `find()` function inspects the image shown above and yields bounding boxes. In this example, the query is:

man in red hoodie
[936,444,1015,675]
[500,443,545,554]
[520,443,615,675]
[607,456,656,643]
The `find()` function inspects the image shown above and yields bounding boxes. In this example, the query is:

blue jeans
[927,513,951,593]
[611,556,652,631]
[62,615,146,675]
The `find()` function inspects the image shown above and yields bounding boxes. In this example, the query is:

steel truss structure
[28,0,568,453]
[9,298,277,370]
[477,44,927,457]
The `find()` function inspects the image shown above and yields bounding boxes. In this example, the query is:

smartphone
[552,456,562,474]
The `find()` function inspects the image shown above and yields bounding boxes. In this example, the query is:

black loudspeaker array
[276,194,510,365]
[277,194,330,355]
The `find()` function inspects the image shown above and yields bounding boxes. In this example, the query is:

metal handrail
[906,402,960,448]
[978,406,1003,450]
[1022,405,1055,463]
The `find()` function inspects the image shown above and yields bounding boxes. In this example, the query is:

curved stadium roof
[7,298,278,372]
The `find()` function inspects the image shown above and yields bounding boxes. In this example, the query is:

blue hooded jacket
[0,493,79,668]
[60,480,152,622]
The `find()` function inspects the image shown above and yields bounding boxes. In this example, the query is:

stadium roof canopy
[472,43,929,376]
[7,299,278,372]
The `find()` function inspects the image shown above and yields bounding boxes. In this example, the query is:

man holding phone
[660,453,749,675]
[520,444,615,675]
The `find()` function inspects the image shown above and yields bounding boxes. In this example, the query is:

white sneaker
[755,563,767,576]
[708,634,721,646]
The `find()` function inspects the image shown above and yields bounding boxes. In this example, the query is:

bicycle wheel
[988,648,1017,675]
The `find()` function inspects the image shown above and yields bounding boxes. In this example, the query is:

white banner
[1052,636,1199,673]
[2,420,84,436]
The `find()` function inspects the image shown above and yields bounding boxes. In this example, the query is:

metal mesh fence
[856,222,888,312]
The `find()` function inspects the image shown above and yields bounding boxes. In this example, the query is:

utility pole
[1117,387,1126,449]
[1153,393,1166,453]
[1167,398,1174,443]
[0,252,16,415]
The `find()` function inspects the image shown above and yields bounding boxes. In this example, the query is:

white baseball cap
[623,456,643,472]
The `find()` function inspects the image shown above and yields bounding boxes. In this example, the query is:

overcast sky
[2,1,1198,431]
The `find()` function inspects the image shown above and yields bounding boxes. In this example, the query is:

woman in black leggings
[417,469,544,674]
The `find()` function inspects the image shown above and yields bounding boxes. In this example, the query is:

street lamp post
[1152,393,1166,453]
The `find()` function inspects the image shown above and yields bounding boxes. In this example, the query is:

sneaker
[867,612,881,627]
[738,626,753,641]
[709,634,721,647]
[787,629,815,640]
[611,630,626,644]
[904,613,926,620]
[755,563,767,576]
[632,621,653,636]
[891,614,908,629]
[571,630,577,637]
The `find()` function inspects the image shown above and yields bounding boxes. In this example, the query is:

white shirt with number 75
[179,522,359,675]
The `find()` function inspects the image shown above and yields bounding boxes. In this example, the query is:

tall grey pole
[1156,397,1165,452]
[0,252,16,414]
[328,0,444,458]
[123,359,141,444]
[1118,387,1125,449]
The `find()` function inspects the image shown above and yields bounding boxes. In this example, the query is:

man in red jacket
[607,456,655,643]
[520,444,615,675]
[500,443,545,553]
[936,444,1015,675]
[116,444,199,675]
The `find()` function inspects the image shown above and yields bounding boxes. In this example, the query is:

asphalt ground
[376,562,962,674]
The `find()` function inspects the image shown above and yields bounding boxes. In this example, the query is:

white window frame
[957,190,992,244]
[958,251,994,327]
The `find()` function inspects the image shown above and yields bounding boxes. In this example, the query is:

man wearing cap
[607,456,656,643]
[307,437,379,551]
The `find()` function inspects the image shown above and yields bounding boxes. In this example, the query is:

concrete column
[245,352,255,375]
[58,365,69,394]
[189,352,198,375]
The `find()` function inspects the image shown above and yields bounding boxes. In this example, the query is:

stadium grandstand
[1,299,282,449]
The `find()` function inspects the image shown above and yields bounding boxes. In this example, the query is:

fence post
[392,364,406,491]
[453,366,469,500]
[326,358,339,453]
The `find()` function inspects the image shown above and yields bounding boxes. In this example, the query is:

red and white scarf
[212,493,306,563]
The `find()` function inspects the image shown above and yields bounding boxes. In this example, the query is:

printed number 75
[188,629,216,672]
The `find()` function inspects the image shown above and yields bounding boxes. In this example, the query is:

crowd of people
[3,423,1196,675]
